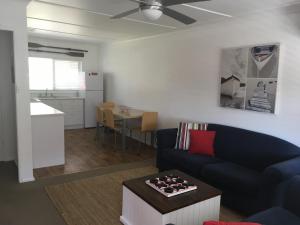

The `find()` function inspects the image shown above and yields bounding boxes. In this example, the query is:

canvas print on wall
[220,44,280,114]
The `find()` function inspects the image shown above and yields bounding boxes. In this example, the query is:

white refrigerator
[85,72,103,128]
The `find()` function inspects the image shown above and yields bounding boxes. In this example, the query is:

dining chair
[103,109,123,149]
[102,101,115,108]
[130,112,158,154]
[95,106,105,140]
[95,101,116,139]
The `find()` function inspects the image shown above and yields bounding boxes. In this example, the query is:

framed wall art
[220,43,280,114]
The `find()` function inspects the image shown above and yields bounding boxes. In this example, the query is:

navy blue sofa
[245,176,300,225]
[166,176,300,225]
[156,124,300,215]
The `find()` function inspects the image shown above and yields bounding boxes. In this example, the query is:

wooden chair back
[141,112,158,132]
[103,109,115,129]
[97,102,115,124]
[96,106,104,123]
[102,101,115,109]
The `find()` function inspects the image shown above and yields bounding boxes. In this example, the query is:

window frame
[28,56,84,91]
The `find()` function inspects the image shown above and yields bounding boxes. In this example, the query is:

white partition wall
[0,0,34,182]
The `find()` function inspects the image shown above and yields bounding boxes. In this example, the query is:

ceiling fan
[111,0,211,25]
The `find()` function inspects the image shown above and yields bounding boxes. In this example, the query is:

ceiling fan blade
[111,8,140,19]
[162,0,210,6]
[163,7,196,24]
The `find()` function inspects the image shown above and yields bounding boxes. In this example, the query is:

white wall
[103,6,300,147]
[0,0,34,182]
[28,36,103,97]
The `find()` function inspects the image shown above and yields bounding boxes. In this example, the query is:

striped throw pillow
[175,122,208,150]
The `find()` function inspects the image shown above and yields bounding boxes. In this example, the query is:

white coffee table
[120,170,222,225]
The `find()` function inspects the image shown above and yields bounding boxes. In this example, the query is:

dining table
[109,105,145,151]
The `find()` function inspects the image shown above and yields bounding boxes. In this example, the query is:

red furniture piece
[203,222,261,225]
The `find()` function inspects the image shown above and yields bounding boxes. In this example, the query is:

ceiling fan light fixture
[142,8,162,20]
[111,0,212,25]
[141,4,163,21]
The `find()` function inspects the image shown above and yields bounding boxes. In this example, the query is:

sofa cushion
[156,129,178,150]
[207,124,300,171]
[245,207,300,225]
[161,149,222,173]
[175,122,208,150]
[189,130,216,156]
[202,162,262,194]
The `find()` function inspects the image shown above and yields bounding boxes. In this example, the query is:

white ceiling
[27,0,300,43]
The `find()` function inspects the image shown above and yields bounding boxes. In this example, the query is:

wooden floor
[46,166,245,225]
[34,128,156,179]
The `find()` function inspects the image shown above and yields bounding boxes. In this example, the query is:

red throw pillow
[203,222,261,225]
[189,130,216,156]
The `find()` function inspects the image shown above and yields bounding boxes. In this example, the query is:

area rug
[46,166,158,225]
[46,166,244,225]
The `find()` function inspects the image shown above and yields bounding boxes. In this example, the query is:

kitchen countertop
[30,102,64,117]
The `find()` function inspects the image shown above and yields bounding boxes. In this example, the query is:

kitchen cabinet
[31,102,65,168]
[41,98,84,129]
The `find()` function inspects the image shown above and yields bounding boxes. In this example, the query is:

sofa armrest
[156,128,178,150]
[275,176,300,217]
[263,156,300,185]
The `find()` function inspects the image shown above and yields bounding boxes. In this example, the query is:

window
[54,60,85,90]
[28,57,85,90]
[29,58,53,90]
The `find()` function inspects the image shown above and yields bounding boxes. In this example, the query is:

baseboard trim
[120,216,131,225]
[65,124,84,130]
[19,176,35,183]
